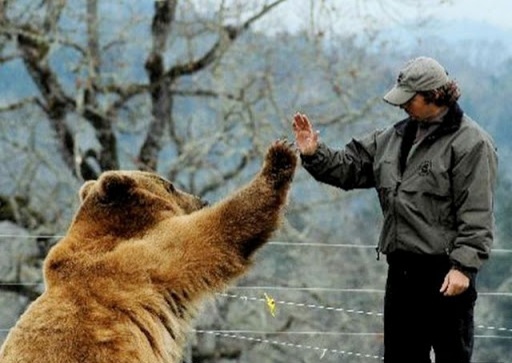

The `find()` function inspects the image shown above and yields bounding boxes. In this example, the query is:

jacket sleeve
[300,131,379,190]
[450,136,498,272]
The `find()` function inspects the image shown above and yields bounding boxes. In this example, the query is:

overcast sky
[252,0,512,34]
[428,0,511,29]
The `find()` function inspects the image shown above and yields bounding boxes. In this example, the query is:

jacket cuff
[300,153,317,164]
[299,143,327,165]
[451,260,477,279]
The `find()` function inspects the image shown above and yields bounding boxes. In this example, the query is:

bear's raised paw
[262,139,298,189]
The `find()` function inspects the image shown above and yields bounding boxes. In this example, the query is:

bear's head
[74,171,208,238]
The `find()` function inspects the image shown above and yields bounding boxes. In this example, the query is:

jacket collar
[394,102,464,137]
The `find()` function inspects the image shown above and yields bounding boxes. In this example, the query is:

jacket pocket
[400,187,454,227]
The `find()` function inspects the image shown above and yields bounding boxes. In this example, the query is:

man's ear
[97,172,136,203]
[79,181,96,203]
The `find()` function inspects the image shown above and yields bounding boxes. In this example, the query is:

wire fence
[1,235,511,360]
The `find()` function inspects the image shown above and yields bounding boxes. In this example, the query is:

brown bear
[0,140,297,363]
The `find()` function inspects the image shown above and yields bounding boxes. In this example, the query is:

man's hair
[418,80,461,106]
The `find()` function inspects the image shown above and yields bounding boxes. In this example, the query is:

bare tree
[0,0,455,361]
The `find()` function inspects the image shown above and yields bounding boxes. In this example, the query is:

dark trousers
[384,251,476,363]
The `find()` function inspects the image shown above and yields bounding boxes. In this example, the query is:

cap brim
[383,86,415,106]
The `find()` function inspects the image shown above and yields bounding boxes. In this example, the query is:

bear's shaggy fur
[0,140,297,363]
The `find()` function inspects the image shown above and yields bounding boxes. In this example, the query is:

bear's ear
[79,181,96,203]
[97,172,137,203]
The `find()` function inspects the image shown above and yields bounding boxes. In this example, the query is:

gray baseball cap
[383,57,450,106]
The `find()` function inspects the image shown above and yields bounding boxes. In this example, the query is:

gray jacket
[301,103,498,272]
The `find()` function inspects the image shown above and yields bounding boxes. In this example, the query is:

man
[292,56,498,363]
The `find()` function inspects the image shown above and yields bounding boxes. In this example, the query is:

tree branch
[198,153,250,196]
[139,0,178,171]
[139,0,286,171]
[78,0,119,176]
[0,195,46,230]
[86,0,100,82]
[0,97,39,112]
[0,53,20,63]
[0,283,41,302]
[168,0,288,79]
[43,0,66,34]
[0,25,87,56]
[16,27,77,173]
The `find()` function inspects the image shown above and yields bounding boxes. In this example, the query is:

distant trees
[0,0,389,360]
[2,0,510,362]
[0,0,290,291]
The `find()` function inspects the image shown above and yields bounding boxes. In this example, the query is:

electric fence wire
[1,236,512,360]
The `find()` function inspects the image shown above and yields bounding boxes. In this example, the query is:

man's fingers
[440,276,449,294]
[441,279,456,296]
[293,112,310,129]
[440,271,470,296]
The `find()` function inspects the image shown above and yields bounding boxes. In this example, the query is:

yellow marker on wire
[264,293,276,317]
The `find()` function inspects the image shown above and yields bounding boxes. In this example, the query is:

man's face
[400,94,441,121]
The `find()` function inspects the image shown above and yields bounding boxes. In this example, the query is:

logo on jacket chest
[418,160,432,176]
